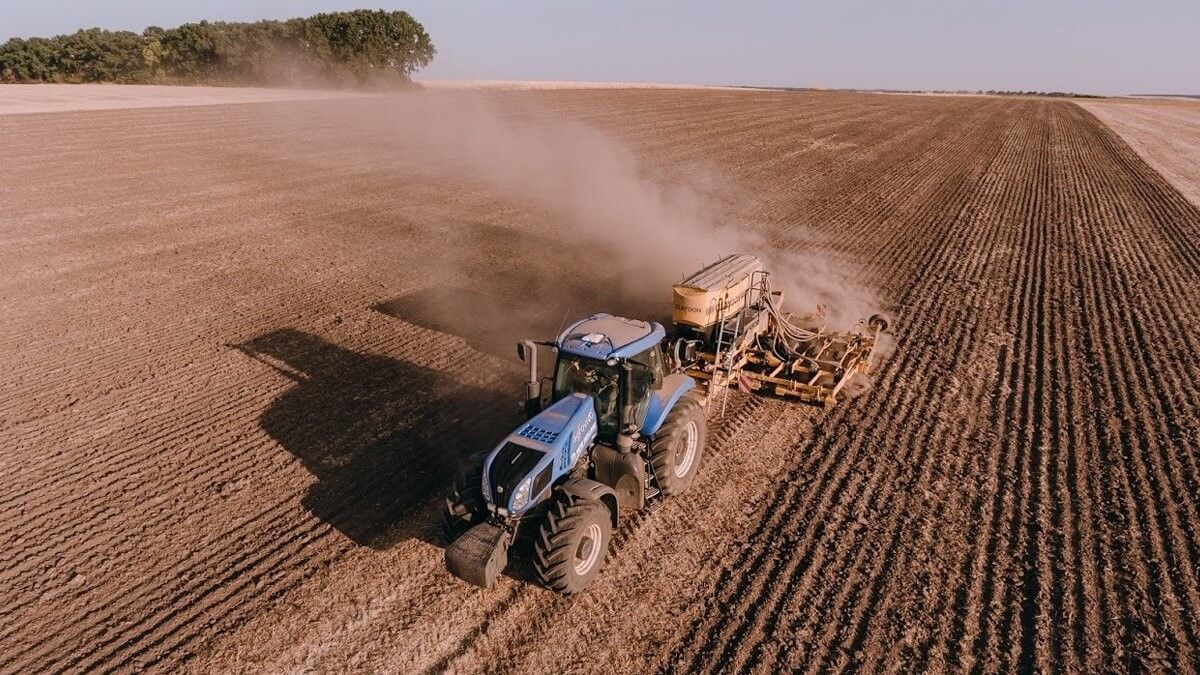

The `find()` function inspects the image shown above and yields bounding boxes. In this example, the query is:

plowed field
[2,89,1198,673]
[1079,98,1200,208]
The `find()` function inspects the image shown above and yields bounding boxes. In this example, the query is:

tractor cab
[546,314,666,440]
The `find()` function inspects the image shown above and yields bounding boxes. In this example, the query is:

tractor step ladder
[644,485,664,512]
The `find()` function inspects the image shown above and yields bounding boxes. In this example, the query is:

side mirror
[517,341,528,362]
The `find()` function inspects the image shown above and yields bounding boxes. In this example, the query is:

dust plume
[352,91,880,328]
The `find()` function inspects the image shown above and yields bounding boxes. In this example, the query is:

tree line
[981,90,1102,99]
[0,10,435,86]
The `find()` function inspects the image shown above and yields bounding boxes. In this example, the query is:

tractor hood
[482,393,599,514]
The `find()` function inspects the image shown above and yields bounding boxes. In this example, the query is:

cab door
[630,346,666,428]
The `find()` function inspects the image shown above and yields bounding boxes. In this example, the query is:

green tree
[0,10,435,85]
[141,26,165,80]
[297,10,436,83]
[0,38,57,82]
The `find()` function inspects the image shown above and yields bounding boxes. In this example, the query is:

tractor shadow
[235,328,517,549]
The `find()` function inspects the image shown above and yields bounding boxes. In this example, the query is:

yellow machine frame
[671,254,887,409]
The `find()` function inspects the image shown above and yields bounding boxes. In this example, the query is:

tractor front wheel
[650,392,707,496]
[441,467,485,544]
[533,493,612,595]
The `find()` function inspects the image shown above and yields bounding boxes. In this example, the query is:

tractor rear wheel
[441,467,485,544]
[650,392,706,496]
[533,493,612,595]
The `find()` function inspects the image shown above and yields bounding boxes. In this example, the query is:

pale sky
[2,1,1197,95]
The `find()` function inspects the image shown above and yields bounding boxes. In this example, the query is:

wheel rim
[674,421,699,478]
[574,523,603,575]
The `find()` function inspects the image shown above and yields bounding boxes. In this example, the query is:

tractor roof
[557,313,665,360]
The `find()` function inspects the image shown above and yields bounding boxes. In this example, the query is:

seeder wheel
[868,313,892,333]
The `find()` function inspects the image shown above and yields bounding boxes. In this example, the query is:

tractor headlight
[480,472,491,502]
[510,476,532,512]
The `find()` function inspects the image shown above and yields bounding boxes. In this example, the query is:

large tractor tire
[441,467,485,544]
[532,493,612,595]
[649,392,706,496]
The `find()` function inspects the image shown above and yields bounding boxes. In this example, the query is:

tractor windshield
[553,355,621,438]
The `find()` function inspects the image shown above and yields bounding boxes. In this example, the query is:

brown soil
[1,89,1198,673]
[0,83,367,115]
[1079,98,1200,208]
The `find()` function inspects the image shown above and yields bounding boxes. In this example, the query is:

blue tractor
[442,313,706,594]
[440,253,890,593]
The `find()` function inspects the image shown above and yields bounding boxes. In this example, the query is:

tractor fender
[641,373,696,437]
[560,478,620,528]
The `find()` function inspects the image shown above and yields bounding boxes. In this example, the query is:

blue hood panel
[513,394,589,447]
[483,393,599,513]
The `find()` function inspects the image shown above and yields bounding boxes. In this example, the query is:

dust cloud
[353,91,880,329]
